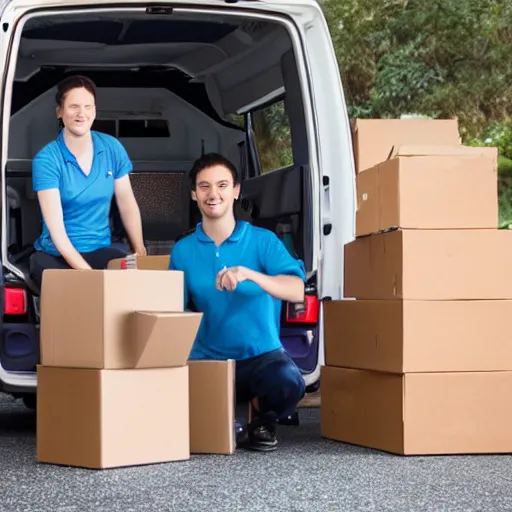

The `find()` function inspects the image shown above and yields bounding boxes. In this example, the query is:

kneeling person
[170,153,306,451]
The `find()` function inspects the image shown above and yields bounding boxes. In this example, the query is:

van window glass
[226,114,245,130]
[91,119,170,138]
[252,100,293,174]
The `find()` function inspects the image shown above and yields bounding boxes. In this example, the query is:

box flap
[388,144,498,162]
[133,311,202,368]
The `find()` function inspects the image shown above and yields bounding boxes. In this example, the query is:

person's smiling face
[192,164,240,220]
[57,86,96,137]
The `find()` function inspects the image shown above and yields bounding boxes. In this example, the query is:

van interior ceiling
[4,9,313,288]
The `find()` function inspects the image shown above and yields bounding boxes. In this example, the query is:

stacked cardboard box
[321,118,512,455]
[108,255,242,456]
[37,265,237,469]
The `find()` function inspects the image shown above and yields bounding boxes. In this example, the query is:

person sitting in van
[169,153,306,452]
[29,75,145,288]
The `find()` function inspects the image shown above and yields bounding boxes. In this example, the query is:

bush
[321,0,512,225]
[322,0,512,139]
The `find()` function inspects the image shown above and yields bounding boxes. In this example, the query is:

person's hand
[216,266,248,292]
[134,246,147,257]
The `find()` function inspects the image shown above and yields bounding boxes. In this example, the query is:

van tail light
[4,288,27,315]
[285,295,319,324]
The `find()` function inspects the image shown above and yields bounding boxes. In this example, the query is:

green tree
[322,0,512,139]
[321,0,512,223]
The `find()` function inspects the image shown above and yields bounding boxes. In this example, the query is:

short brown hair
[55,75,97,107]
[189,153,240,190]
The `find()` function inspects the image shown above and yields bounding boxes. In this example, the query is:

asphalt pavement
[1,393,512,512]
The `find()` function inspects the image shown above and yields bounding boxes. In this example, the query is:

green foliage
[249,0,512,225]
[464,121,512,225]
[321,0,512,224]
[485,124,512,161]
[252,102,293,173]
[322,0,512,139]
[465,122,512,164]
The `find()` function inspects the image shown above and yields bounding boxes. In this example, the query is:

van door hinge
[323,223,332,236]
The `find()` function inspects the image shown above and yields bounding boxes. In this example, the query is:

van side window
[91,119,170,138]
[226,114,246,130]
[119,119,170,138]
[251,100,293,174]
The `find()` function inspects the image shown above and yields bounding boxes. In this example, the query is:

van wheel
[22,394,37,410]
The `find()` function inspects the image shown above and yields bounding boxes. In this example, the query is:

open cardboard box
[40,269,198,369]
[356,144,498,237]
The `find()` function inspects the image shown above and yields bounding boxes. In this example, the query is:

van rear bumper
[0,361,37,393]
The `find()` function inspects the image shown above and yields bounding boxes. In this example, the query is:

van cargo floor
[0,394,510,512]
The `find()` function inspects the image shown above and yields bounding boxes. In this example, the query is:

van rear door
[169,0,356,385]
[233,1,356,383]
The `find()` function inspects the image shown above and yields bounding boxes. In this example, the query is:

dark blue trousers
[30,243,130,288]
[236,348,305,420]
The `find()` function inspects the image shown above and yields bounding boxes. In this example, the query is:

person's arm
[241,268,304,302]
[33,155,91,270]
[112,138,146,255]
[216,231,306,302]
[114,175,145,255]
[217,266,304,302]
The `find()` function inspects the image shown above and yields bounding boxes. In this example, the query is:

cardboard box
[344,229,512,300]
[351,118,461,174]
[321,366,512,455]
[388,144,498,169]
[107,255,170,270]
[133,312,202,368]
[324,299,512,373]
[37,365,190,468]
[40,269,189,369]
[356,149,498,237]
[189,360,236,455]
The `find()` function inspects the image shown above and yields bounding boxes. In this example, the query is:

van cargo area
[0,5,324,398]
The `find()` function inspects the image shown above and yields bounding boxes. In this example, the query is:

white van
[0,0,356,409]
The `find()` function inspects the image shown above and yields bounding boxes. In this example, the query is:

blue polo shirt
[32,129,132,255]
[169,221,306,361]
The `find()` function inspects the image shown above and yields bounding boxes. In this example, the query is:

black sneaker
[234,420,248,446]
[248,423,278,452]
